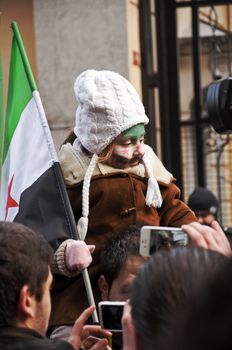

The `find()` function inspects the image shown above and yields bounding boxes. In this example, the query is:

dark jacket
[0,327,73,350]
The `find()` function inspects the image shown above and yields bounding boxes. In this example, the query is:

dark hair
[130,247,228,350]
[0,222,53,327]
[62,130,115,162]
[100,223,146,290]
[161,259,232,350]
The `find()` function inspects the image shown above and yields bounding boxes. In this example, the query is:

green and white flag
[0,22,76,248]
[0,52,4,179]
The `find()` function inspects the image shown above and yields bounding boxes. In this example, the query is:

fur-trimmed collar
[58,143,173,186]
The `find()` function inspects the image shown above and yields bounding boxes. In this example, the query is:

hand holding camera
[182,221,231,256]
[139,226,188,257]
[139,223,231,257]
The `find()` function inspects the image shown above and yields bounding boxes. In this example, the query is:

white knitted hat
[73,69,149,154]
[73,70,162,240]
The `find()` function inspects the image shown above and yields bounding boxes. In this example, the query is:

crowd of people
[1,69,232,350]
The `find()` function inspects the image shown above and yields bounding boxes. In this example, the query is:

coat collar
[59,143,173,186]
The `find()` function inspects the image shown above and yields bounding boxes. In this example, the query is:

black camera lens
[207,77,232,134]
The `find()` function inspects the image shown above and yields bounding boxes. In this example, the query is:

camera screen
[100,304,124,331]
[149,229,187,255]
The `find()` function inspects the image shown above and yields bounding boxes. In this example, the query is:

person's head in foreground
[188,186,218,225]
[98,223,147,301]
[0,221,53,335]
[0,222,111,350]
[160,258,232,350]
[122,246,228,350]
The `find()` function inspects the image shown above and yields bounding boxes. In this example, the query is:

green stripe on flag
[3,34,32,163]
[3,22,38,163]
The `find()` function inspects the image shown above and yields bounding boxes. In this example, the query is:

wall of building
[1,0,142,149]
[127,0,142,97]
[0,0,37,111]
[33,0,130,147]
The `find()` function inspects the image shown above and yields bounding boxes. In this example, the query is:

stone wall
[33,0,129,147]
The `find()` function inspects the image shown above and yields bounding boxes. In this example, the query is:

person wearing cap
[187,186,219,226]
[49,70,197,335]
[186,186,232,250]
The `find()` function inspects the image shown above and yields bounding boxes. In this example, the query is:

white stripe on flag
[0,97,53,221]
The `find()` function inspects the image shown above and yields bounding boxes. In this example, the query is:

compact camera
[98,301,125,332]
[139,226,188,257]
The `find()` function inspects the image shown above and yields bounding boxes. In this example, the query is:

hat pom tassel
[146,177,163,208]
[77,216,89,240]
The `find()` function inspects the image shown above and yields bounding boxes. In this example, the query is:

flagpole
[11,22,99,323]
[33,93,99,324]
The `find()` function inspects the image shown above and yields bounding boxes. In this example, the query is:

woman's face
[104,124,145,169]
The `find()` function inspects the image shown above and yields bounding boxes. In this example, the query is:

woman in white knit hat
[50,70,197,334]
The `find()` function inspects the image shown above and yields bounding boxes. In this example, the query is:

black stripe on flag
[14,164,75,250]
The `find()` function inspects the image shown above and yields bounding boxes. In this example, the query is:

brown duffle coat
[50,143,196,327]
